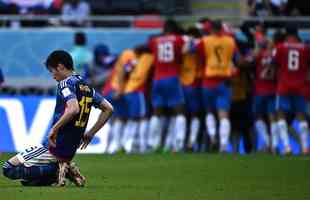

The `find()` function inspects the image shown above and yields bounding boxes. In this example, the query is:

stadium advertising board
[0,96,109,153]
[0,96,306,154]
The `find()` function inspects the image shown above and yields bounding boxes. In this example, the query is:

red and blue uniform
[148,34,185,108]
[123,53,153,118]
[273,37,310,113]
[180,47,203,113]
[253,48,276,115]
[101,50,135,118]
[197,33,239,111]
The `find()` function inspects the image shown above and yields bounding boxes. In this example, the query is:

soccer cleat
[66,162,86,187]
[271,147,278,155]
[302,148,308,155]
[284,146,292,156]
[56,162,69,187]
[219,144,228,154]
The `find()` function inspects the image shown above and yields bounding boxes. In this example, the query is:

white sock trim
[206,113,216,140]
[219,118,230,150]
[278,119,290,148]
[255,120,270,147]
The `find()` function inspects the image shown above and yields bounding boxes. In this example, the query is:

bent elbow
[72,107,80,115]
[102,99,114,115]
[107,103,114,115]
[68,106,80,116]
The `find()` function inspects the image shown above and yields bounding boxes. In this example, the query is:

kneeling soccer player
[2,50,113,186]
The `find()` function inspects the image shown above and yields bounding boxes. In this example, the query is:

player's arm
[80,98,113,149]
[270,45,280,69]
[48,98,80,147]
[114,51,135,99]
[182,35,194,54]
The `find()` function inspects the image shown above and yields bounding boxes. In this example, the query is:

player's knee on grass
[2,161,21,180]
[3,160,58,182]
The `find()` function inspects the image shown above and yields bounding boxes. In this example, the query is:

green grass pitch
[0,153,310,200]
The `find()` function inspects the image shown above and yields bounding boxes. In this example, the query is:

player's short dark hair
[186,26,202,38]
[285,25,298,37]
[45,50,74,70]
[198,17,210,24]
[163,19,180,34]
[134,44,150,55]
[212,20,222,33]
[74,32,86,46]
[273,29,286,44]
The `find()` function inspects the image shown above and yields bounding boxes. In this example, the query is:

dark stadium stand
[88,0,189,15]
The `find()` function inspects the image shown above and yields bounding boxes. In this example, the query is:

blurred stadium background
[0,0,309,153]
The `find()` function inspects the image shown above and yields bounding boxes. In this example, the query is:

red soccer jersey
[148,34,185,80]
[101,67,115,96]
[255,48,276,95]
[305,82,310,101]
[274,37,310,95]
[304,71,310,100]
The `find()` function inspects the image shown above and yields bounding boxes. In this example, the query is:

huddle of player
[103,19,310,155]
[2,19,310,187]
[252,26,310,155]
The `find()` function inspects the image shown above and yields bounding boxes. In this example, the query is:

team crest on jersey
[61,88,71,97]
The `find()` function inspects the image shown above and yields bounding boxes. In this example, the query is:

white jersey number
[158,42,174,63]
[288,50,299,71]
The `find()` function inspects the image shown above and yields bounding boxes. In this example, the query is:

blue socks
[3,161,58,185]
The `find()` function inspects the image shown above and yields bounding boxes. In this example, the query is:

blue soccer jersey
[43,74,103,160]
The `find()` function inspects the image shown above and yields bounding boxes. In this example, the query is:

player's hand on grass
[48,127,58,148]
[80,133,94,150]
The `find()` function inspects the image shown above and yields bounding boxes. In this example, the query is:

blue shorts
[124,92,147,118]
[202,83,231,111]
[253,95,275,115]
[183,86,202,113]
[276,95,306,113]
[151,77,184,109]
[104,91,127,118]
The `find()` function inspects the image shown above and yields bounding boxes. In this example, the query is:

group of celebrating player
[103,19,310,156]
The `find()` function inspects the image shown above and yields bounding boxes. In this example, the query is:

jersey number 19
[158,41,174,62]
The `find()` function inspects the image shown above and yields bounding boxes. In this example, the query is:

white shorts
[16,144,57,167]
